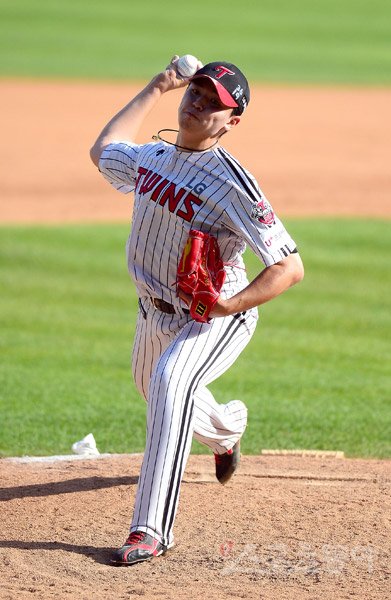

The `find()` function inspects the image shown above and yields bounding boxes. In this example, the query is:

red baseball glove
[177,229,226,323]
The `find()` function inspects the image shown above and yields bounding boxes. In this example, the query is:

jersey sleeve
[98,141,140,194]
[223,180,297,267]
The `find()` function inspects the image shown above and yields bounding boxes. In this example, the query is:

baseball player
[90,56,304,566]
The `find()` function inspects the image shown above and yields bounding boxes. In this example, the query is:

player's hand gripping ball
[176,54,201,78]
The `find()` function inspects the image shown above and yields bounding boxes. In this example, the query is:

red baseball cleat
[111,531,173,566]
[214,440,241,485]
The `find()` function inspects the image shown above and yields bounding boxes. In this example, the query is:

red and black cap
[190,61,250,114]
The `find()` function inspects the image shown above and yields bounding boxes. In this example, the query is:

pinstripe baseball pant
[130,296,258,546]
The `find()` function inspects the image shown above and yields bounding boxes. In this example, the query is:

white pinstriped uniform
[99,140,297,547]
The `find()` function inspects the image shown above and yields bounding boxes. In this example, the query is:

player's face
[178,80,240,143]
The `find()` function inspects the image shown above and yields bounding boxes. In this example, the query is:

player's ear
[218,115,241,139]
[224,115,241,132]
[229,115,241,127]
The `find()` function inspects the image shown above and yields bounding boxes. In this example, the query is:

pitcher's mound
[1,454,389,599]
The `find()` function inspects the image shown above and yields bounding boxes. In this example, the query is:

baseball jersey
[99,141,297,306]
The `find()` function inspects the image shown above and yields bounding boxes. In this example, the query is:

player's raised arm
[89,56,200,166]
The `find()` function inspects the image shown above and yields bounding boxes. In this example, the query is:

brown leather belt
[152,298,189,315]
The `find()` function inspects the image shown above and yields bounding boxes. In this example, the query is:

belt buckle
[152,297,189,316]
[153,298,175,314]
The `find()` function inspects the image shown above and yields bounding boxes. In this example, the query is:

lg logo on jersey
[135,167,204,222]
[186,176,207,195]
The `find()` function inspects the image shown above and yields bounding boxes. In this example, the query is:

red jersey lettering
[135,166,148,192]
[159,183,186,213]
[176,192,203,222]
[139,172,162,195]
[150,178,170,202]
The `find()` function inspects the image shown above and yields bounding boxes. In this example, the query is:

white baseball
[176,54,200,78]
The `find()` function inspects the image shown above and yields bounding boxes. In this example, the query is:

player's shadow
[0,475,139,501]
[0,539,115,565]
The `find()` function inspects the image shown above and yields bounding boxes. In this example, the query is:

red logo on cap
[214,66,235,79]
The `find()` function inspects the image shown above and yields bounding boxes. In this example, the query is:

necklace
[152,129,219,153]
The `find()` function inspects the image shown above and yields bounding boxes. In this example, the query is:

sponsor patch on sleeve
[251,199,275,225]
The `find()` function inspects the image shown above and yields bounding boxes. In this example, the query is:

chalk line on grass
[3,453,143,463]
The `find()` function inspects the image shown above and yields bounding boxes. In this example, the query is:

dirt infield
[0,80,390,222]
[0,80,390,598]
[1,454,390,599]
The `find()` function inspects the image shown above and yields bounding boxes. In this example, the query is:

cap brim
[190,74,238,108]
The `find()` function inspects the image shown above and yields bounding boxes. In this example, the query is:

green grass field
[1,0,391,84]
[1,220,390,458]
